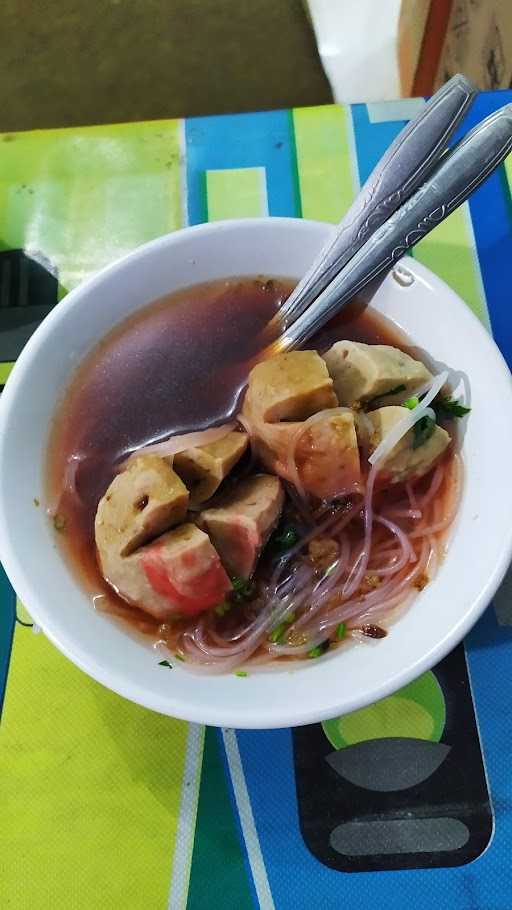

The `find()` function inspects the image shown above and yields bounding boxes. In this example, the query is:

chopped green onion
[274,526,299,550]
[268,612,296,644]
[307,646,322,658]
[434,396,471,419]
[335,622,346,640]
[230,576,255,601]
[413,415,436,449]
[403,396,419,410]
[215,601,231,616]
[232,576,248,593]
[307,640,330,659]
[269,622,288,644]
[235,670,248,677]
[158,659,173,669]
[174,653,185,662]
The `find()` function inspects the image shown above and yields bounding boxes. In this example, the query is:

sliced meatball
[99,523,232,620]
[199,474,284,579]
[242,351,360,500]
[95,455,189,558]
[173,431,248,505]
[367,406,451,483]
[293,411,362,500]
[244,420,298,478]
[244,350,338,422]
[323,341,432,407]
[242,412,362,501]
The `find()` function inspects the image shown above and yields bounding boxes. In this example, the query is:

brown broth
[46,275,414,633]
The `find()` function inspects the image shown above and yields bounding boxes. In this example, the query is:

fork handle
[280,104,512,351]
[280,74,476,327]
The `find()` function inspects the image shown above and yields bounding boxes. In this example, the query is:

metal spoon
[177,89,511,430]
[279,74,477,329]
[277,103,512,352]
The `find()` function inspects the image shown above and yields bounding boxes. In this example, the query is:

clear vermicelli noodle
[160,452,461,671]
[46,276,467,673]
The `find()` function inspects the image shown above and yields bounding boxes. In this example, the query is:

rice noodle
[46,451,87,516]
[386,507,422,520]
[64,453,86,494]
[102,364,462,672]
[417,461,445,509]
[291,535,351,631]
[368,514,415,575]
[410,455,462,538]
[335,370,448,601]
[268,501,360,594]
[368,371,448,466]
[341,461,378,598]
[334,375,436,598]
[124,422,236,463]
[160,448,459,671]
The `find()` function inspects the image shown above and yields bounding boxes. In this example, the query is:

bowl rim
[1,216,512,728]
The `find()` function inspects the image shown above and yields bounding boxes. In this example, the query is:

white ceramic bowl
[0,218,511,728]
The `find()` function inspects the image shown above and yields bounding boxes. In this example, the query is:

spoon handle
[280,74,476,327]
[280,104,512,351]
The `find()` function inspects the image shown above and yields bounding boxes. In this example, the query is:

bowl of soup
[0,218,511,728]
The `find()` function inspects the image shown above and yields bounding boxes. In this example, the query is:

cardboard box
[434,0,512,91]
[398,0,432,95]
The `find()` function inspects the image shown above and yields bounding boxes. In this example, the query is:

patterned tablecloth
[1,91,512,910]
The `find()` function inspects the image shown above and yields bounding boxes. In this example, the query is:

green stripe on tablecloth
[0,627,189,909]
[292,105,357,222]
[206,167,268,220]
[187,727,254,910]
[0,120,184,292]
[0,361,14,384]
[185,161,266,909]
[15,598,33,625]
[0,119,191,909]
[412,205,488,325]
[0,568,15,716]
